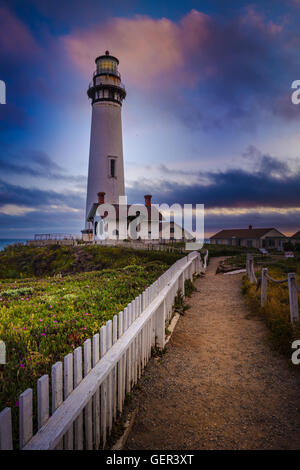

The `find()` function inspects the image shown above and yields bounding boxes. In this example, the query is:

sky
[0,0,300,238]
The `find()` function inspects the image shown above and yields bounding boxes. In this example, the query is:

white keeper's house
[210,225,287,250]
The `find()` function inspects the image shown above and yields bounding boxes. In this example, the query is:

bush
[242,265,300,357]
[0,244,183,279]
[203,243,258,258]
[0,287,34,299]
[283,241,295,251]
[184,279,197,297]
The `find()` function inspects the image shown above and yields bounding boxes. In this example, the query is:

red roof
[210,227,285,239]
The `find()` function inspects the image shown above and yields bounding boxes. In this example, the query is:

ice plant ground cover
[0,244,183,440]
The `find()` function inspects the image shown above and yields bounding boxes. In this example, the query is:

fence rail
[0,250,207,450]
[27,239,186,252]
[246,254,299,323]
[94,240,186,253]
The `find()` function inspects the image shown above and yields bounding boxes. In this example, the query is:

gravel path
[125,257,300,450]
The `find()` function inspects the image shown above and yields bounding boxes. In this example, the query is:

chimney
[249,225,252,230]
[144,194,152,208]
[97,192,105,204]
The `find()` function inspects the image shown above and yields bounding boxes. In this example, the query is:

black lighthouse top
[95,50,119,65]
[87,51,126,106]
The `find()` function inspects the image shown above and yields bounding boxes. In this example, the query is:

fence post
[0,408,13,450]
[100,325,107,448]
[64,353,74,449]
[249,255,253,281]
[288,273,299,323]
[261,268,268,307]
[74,348,83,450]
[180,272,185,297]
[117,311,124,414]
[51,362,63,449]
[37,375,49,430]
[155,300,165,349]
[204,250,208,269]
[19,388,33,449]
[246,254,251,278]
[92,333,100,449]
[248,256,255,283]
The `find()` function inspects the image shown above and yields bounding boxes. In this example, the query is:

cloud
[0,204,37,216]
[63,7,296,131]
[126,149,300,210]
[0,178,85,236]
[0,148,299,237]
[64,12,194,89]
[240,6,283,35]
[0,150,86,183]
[0,6,40,59]
[64,8,283,91]
[242,145,293,176]
[62,9,224,90]
[0,179,84,209]
[0,209,84,238]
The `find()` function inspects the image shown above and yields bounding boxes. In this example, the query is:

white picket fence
[246,254,300,323]
[0,250,208,450]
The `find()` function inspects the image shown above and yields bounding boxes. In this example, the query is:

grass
[0,244,183,444]
[0,243,183,278]
[241,254,300,357]
[184,278,197,297]
[172,278,195,316]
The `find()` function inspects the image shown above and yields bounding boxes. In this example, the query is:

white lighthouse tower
[84,51,126,231]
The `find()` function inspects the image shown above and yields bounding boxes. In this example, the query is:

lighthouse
[84,51,126,230]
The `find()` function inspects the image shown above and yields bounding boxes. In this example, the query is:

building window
[109,159,116,178]
[247,240,253,248]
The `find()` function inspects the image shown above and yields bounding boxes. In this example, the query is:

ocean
[0,239,27,251]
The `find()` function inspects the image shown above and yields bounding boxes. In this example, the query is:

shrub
[0,244,183,279]
[202,243,258,258]
[0,287,34,299]
[283,241,295,251]
[184,279,197,297]
[242,265,300,357]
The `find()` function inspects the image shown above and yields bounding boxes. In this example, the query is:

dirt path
[125,257,300,450]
